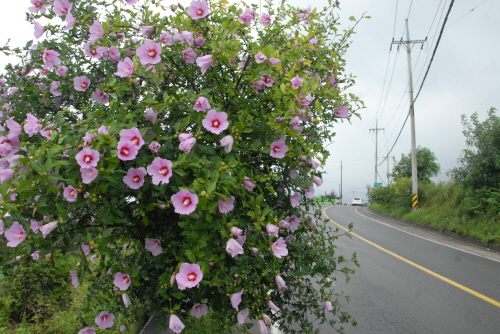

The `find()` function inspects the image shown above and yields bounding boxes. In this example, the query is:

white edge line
[349,207,500,264]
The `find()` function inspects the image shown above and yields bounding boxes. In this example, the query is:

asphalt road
[141,205,500,333]
[326,205,500,334]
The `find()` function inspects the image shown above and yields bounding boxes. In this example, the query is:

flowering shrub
[0,0,363,332]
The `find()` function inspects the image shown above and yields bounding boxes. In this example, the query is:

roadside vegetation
[370,108,500,245]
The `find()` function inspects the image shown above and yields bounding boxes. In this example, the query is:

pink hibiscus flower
[193,96,210,111]
[24,113,42,136]
[254,52,267,63]
[78,328,96,334]
[64,13,76,30]
[196,54,214,74]
[147,157,173,185]
[75,148,100,168]
[160,33,172,45]
[305,187,314,200]
[43,50,61,69]
[29,0,48,14]
[50,81,62,96]
[230,290,244,310]
[169,315,185,334]
[312,175,323,186]
[202,109,229,134]
[56,66,68,76]
[220,135,233,153]
[237,309,249,324]
[270,139,288,158]
[113,273,131,290]
[145,108,157,123]
[269,57,281,65]
[80,167,99,184]
[117,141,139,161]
[73,76,91,91]
[187,1,209,19]
[53,0,73,15]
[275,275,287,290]
[218,196,235,214]
[183,47,197,63]
[39,221,57,238]
[81,244,91,255]
[149,141,161,153]
[226,238,244,257]
[290,192,301,208]
[176,262,203,290]
[123,167,146,189]
[271,238,288,258]
[34,21,44,39]
[191,304,208,318]
[145,238,162,256]
[171,189,198,214]
[136,40,162,65]
[290,75,303,89]
[266,223,279,237]
[89,20,104,42]
[335,105,349,118]
[260,13,271,26]
[242,177,255,191]
[115,57,135,77]
[91,89,109,104]
[119,127,144,148]
[239,8,255,24]
[63,185,78,202]
[5,222,27,247]
[70,270,79,288]
[95,311,114,330]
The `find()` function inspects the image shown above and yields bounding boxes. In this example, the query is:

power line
[446,0,486,29]
[377,0,456,167]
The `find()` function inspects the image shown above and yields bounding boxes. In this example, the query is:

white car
[351,197,364,206]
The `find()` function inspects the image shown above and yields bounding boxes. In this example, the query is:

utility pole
[386,153,393,184]
[339,160,343,205]
[391,20,425,210]
[369,119,384,184]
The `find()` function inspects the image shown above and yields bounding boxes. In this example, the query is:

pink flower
[171,189,198,214]
[115,57,135,77]
[89,20,104,42]
[5,222,26,247]
[34,21,44,39]
[114,273,131,290]
[43,50,61,69]
[81,244,91,255]
[176,263,203,290]
[231,227,243,237]
[145,238,162,256]
[123,167,146,189]
[183,47,197,63]
[32,251,40,260]
[108,46,120,62]
[39,221,57,238]
[136,40,162,65]
[230,290,244,310]
[50,81,62,96]
[218,196,235,214]
[23,113,42,137]
[80,167,99,184]
[160,33,172,45]
[196,54,214,74]
[290,170,298,179]
[309,159,320,169]
[181,31,194,45]
[70,270,79,288]
[53,0,73,15]
[78,328,95,334]
[270,139,288,158]
[73,76,91,91]
[95,311,115,330]
[262,75,274,87]
[253,79,265,94]
[268,300,280,312]
[169,315,185,334]
[220,135,233,153]
[193,96,210,111]
[271,238,288,258]
[147,157,173,185]
[145,108,157,123]
[266,223,279,237]
[258,319,268,334]
[242,177,255,191]
[120,127,144,148]
[191,304,208,318]
[325,301,333,311]
[0,169,14,184]
[237,309,249,324]
[275,275,286,290]
[91,89,109,104]
[290,75,303,89]
[254,52,267,63]
[288,215,301,230]
[202,109,229,134]
[141,26,155,38]
[239,8,255,24]
[179,137,196,153]
[149,141,161,153]
[63,186,78,202]
[312,176,323,186]
[55,66,68,76]
[117,141,139,161]
[194,36,204,46]
[290,192,301,208]
[269,57,281,65]
[29,0,48,14]
[305,187,314,200]
[75,148,100,168]
[187,1,209,19]
[84,42,101,58]
[226,238,244,257]
[120,325,127,332]
[64,13,75,30]
[335,105,349,118]
[30,220,42,233]
[125,0,138,4]
[260,13,271,26]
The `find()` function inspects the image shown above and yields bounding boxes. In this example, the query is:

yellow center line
[323,207,500,308]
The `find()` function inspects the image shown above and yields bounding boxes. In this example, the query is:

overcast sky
[1,0,498,203]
